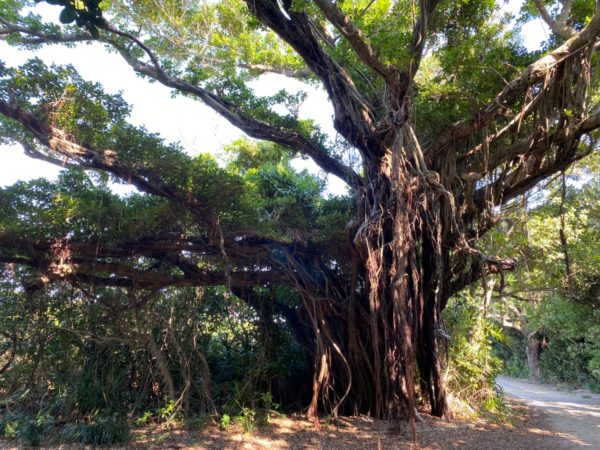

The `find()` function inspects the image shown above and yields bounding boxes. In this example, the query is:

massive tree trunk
[293,125,451,424]
[354,141,448,420]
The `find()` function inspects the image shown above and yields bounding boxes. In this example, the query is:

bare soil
[497,375,600,449]
[0,398,577,449]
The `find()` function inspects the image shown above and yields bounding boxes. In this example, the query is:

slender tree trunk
[194,348,217,414]
[0,333,17,376]
[145,334,176,401]
[526,332,544,379]
[559,172,573,293]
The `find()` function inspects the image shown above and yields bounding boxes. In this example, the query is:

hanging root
[258,20,597,443]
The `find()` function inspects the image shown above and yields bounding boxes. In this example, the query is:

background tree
[1,0,600,432]
[488,153,600,385]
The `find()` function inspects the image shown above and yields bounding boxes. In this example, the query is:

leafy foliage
[444,289,504,409]
[486,155,600,388]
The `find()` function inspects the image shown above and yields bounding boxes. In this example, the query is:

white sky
[0,1,548,196]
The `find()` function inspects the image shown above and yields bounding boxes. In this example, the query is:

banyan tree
[1,0,599,430]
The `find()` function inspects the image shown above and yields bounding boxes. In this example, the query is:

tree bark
[300,125,450,425]
[526,332,544,380]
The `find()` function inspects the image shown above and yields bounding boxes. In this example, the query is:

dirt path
[497,375,600,449]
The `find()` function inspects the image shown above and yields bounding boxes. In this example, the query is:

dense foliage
[1,0,600,445]
[488,155,600,387]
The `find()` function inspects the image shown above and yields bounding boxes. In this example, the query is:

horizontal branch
[0,231,293,268]
[467,112,600,175]
[234,61,313,79]
[0,233,288,290]
[0,20,93,43]
[0,99,218,226]
[427,4,600,161]
[447,254,516,299]
[473,114,600,212]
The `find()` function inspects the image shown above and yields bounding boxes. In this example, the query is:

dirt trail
[497,375,600,449]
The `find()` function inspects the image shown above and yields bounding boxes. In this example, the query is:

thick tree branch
[0,229,344,293]
[116,54,361,185]
[312,0,392,79]
[244,0,379,158]
[533,0,576,40]
[0,232,279,262]
[472,113,600,210]
[427,5,600,161]
[447,254,516,299]
[455,92,544,167]
[462,112,600,175]
[101,18,361,183]
[0,234,287,289]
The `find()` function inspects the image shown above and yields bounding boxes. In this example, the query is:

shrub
[0,413,45,447]
[444,290,503,407]
[60,416,129,445]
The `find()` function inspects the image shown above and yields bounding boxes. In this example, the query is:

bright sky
[0,1,548,196]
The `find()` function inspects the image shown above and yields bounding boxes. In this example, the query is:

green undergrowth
[443,288,507,421]
[0,412,130,447]
[0,393,285,447]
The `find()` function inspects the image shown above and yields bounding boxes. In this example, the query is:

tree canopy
[1,0,599,433]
